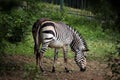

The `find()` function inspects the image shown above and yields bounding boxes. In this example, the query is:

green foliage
[106,41,120,80]
[88,0,120,32]
[0,1,32,53]
[0,8,30,43]
[0,1,119,60]
[0,1,119,80]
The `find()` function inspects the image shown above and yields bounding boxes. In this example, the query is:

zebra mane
[68,25,89,51]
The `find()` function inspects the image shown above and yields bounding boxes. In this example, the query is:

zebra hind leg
[63,45,69,73]
[36,51,39,66]
[52,49,59,72]
[39,52,44,72]
[38,43,49,72]
[35,51,44,72]
[35,50,43,72]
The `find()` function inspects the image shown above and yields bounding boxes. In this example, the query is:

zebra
[32,18,89,72]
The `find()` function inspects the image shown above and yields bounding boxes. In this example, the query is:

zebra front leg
[52,48,59,72]
[63,45,69,73]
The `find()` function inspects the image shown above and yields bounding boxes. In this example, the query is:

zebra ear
[82,49,89,52]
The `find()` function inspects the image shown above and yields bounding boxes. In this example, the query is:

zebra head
[70,32,89,72]
[75,49,87,72]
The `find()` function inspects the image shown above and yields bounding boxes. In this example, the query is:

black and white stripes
[32,18,89,72]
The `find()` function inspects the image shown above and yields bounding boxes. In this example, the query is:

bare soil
[0,54,112,80]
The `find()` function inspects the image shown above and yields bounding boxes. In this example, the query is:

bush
[0,1,32,53]
[0,9,30,43]
[106,41,120,80]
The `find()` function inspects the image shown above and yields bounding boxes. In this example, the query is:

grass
[23,63,47,80]
[4,19,117,61]
[2,2,119,60]
[0,2,119,80]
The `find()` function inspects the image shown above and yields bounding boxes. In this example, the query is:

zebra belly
[49,40,64,48]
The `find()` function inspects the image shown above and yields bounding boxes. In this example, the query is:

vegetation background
[0,0,119,80]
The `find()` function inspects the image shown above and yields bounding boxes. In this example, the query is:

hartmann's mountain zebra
[32,18,89,72]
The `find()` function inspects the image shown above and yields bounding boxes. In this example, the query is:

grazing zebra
[32,18,89,72]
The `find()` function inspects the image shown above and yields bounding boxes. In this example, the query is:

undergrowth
[0,1,119,80]
[0,2,119,60]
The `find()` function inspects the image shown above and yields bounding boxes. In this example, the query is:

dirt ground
[0,54,113,80]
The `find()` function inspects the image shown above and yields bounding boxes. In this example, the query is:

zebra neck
[71,32,88,52]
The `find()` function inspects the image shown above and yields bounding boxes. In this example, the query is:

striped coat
[32,18,89,72]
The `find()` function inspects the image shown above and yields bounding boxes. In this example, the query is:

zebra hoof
[66,70,70,73]
[80,67,86,72]
[41,69,44,73]
[52,67,55,73]
[40,68,44,72]
[65,67,69,73]
[52,69,55,73]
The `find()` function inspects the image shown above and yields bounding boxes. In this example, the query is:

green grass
[3,2,119,60]
[0,2,120,80]
[23,63,47,80]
